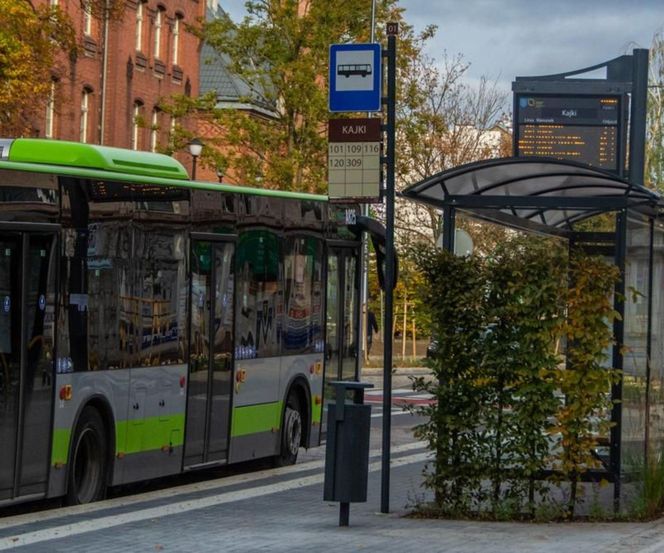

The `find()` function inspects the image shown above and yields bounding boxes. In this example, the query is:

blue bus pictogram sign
[329,43,381,112]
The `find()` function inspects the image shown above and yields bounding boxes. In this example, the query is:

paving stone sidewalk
[3,448,664,553]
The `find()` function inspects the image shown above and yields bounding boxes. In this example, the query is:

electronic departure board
[515,95,622,174]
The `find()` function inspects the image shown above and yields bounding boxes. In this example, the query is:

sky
[220,0,663,104]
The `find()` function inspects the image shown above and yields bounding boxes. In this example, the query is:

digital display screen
[515,95,621,173]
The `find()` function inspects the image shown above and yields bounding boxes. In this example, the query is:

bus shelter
[401,156,664,505]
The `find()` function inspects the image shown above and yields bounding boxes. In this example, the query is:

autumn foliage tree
[0,0,76,136]
[195,0,376,193]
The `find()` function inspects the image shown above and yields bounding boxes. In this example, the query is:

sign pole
[381,21,397,516]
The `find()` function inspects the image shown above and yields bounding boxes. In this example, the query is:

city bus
[0,138,384,506]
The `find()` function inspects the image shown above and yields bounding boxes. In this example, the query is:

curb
[360,366,431,376]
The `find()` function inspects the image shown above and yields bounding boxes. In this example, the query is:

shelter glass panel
[621,215,651,465]
[650,221,664,456]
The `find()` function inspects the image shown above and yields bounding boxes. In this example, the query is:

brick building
[32,0,204,159]
[196,37,278,183]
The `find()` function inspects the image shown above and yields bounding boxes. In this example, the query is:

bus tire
[274,393,302,467]
[66,406,108,505]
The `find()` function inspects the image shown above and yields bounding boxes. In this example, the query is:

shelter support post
[645,219,655,464]
[611,210,627,513]
[442,206,456,253]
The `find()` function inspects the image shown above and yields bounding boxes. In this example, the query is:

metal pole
[629,48,649,187]
[99,0,111,144]
[370,0,376,43]
[192,156,198,181]
[381,22,397,516]
[361,0,378,365]
[339,502,350,526]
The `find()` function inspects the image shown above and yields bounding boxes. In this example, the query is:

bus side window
[283,236,324,355]
[235,229,282,359]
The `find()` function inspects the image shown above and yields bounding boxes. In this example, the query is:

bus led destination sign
[515,95,622,173]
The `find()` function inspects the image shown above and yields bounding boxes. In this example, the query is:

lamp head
[188,138,203,157]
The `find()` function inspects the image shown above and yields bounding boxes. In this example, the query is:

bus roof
[0,138,328,202]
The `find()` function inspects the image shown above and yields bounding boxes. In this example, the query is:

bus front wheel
[66,407,108,505]
[274,393,302,467]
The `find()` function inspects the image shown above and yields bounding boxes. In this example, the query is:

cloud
[402,0,663,90]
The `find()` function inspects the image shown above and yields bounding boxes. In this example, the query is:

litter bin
[323,380,373,526]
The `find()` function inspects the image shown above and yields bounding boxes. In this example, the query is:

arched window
[80,88,92,143]
[135,1,144,51]
[45,79,57,139]
[172,14,182,66]
[153,7,165,59]
[83,0,92,37]
[131,101,143,150]
[150,108,160,152]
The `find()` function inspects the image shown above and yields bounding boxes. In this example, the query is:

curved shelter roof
[401,157,661,236]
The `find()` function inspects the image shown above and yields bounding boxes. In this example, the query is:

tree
[646,31,664,191]
[195,0,379,193]
[186,0,444,193]
[0,0,76,136]
[395,48,508,249]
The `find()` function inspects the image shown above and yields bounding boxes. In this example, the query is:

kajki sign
[328,118,381,201]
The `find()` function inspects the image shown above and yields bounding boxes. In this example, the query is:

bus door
[184,236,235,468]
[0,226,57,501]
[322,245,360,434]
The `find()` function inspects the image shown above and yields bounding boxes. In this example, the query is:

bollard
[323,381,373,526]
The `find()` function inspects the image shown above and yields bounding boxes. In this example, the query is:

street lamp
[216,166,225,183]
[188,138,203,180]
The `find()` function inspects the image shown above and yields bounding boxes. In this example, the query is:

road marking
[371,409,411,418]
[0,451,430,550]
[0,441,426,531]
[366,388,414,395]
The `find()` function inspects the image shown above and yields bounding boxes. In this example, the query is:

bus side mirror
[347,215,398,292]
[371,234,397,291]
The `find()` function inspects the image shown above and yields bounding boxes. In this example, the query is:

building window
[135,2,144,51]
[83,1,92,37]
[172,15,181,65]
[45,80,57,139]
[150,109,159,152]
[153,7,164,59]
[131,101,143,150]
[80,88,92,143]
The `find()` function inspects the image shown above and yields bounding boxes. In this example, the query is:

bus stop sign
[329,43,382,112]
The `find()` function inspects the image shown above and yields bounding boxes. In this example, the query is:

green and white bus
[0,138,384,506]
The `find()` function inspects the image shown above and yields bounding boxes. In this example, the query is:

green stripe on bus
[50,413,186,466]
[231,402,283,437]
[116,414,186,455]
[51,428,71,466]
[312,401,322,424]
